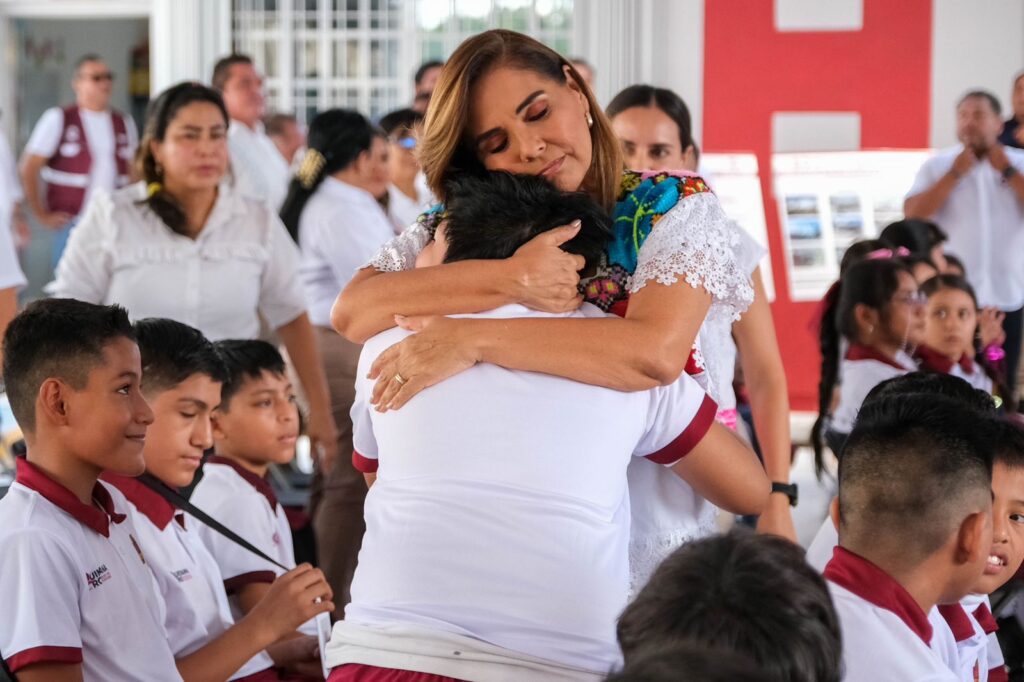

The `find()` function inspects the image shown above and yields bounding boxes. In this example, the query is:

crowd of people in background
[2,25,1024,682]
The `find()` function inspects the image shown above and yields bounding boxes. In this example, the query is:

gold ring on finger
[394,373,407,385]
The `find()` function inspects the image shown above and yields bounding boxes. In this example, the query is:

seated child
[602,642,773,682]
[616,529,841,682]
[811,257,923,474]
[103,318,333,681]
[0,299,180,681]
[825,392,996,681]
[324,173,768,681]
[916,274,1003,397]
[190,340,323,652]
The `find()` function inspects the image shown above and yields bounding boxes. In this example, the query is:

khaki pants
[308,327,367,620]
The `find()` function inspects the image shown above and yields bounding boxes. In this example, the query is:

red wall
[702,0,933,409]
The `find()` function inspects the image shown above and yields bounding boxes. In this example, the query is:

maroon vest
[43,105,132,215]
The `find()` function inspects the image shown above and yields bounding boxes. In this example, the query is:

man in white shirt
[213,55,291,211]
[905,90,1024,398]
[19,54,137,269]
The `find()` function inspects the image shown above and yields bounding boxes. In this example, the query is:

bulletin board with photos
[772,150,932,302]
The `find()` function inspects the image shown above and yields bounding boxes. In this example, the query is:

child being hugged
[917,274,1004,398]
[811,257,924,471]
[0,299,180,681]
[102,318,333,681]
[191,340,324,649]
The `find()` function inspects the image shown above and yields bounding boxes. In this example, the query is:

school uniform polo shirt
[831,344,917,434]
[341,303,717,675]
[825,547,958,681]
[104,474,277,680]
[952,595,1008,682]
[0,458,181,680]
[189,455,316,636]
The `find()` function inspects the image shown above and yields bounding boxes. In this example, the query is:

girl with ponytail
[49,80,339,479]
[811,258,923,475]
[279,108,392,617]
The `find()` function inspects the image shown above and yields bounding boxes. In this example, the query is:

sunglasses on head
[392,136,417,149]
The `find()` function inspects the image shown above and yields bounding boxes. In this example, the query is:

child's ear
[38,378,71,427]
[853,303,881,338]
[954,509,992,566]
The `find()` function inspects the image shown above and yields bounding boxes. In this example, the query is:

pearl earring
[586,111,593,127]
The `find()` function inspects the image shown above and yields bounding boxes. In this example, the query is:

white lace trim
[629,192,755,322]
[366,221,432,272]
[627,516,720,597]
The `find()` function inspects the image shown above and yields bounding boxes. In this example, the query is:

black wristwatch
[771,482,798,507]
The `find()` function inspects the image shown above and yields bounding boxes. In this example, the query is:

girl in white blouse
[49,81,338,466]
[278,108,392,617]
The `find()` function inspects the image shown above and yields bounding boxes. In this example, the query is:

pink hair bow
[866,247,911,260]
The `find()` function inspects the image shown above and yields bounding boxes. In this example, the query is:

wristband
[771,482,798,507]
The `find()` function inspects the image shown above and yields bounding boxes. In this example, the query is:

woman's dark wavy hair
[811,258,911,477]
[606,84,698,160]
[279,108,385,242]
[136,82,229,236]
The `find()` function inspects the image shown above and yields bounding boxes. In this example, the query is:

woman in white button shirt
[50,81,338,465]
[279,108,392,618]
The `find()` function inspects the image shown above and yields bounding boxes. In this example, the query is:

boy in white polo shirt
[0,299,180,681]
[324,182,771,681]
[103,318,334,681]
[824,392,996,682]
[191,339,322,653]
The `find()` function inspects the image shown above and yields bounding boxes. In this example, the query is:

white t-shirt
[24,106,138,214]
[0,459,181,681]
[299,176,397,327]
[825,547,958,682]
[831,345,917,434]
[386,176,432,236]
[47,181,305,341]
[341,303,716,674]
[189,456,316,637]
[105,474,275,680]
[229,119,291,212]
[906,145,1024,311]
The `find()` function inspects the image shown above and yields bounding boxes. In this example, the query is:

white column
[150,0,231,96]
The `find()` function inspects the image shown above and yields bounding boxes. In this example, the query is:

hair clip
[146,181,163,197]
[866,246,911,260]
[296,148,327,189]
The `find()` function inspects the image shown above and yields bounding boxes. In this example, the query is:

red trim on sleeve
[644,394,718,465]
[6,645,83,672]
[353,450,379,473]
[223,570,276,594]
[990,667,1009,682]
[328,663,465,681]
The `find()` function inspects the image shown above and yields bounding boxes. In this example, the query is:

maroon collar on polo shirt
[101,473,176,530]
[207,455,278,509]
[937,603,975,642]
[973,601,999,635]
[845,343,909,371]
[15,458,127,537]
[824,546,933,644]
[914,344,976,375]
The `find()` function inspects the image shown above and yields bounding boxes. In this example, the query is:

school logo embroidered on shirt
[171,568,193,583]
[85,564,111,589]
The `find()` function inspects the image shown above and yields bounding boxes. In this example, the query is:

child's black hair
[378,108,424,138]
[880,218,947,266]
[944,253,966,275]
[839,393,995,561]
[863,371,996,415]
[214,339,288,410]
[604,643,774,682]
[811,258,911,477]
[616,529,841,682]
[133,318,228,395]
[3,299,135,432]
[993,418,1024,470]
[839,238,888,276]
[442,171,612,271]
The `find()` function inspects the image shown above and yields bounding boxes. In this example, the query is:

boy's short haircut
[604,642,774,682]
[214,339,287,409]
[134,318,228,395]
[839,394,994,560]
[2,299,135,432]
[863,372,996,415]
[993,418,1024,469]
[617,529,841,682]
[442,172,612,271]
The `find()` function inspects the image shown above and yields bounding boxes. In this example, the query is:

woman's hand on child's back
[506,221,585,313]
[250,564,334,641]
